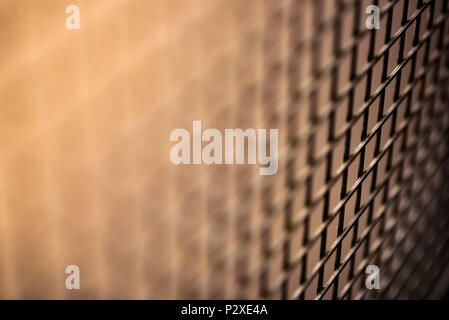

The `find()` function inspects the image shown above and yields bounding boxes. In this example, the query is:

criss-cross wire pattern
[275,0,449,299]
[1,0,449,300]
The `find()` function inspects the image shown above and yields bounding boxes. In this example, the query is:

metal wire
[274,0,449,299]
[1,0,449,300]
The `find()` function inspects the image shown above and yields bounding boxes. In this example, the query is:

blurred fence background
[1,0,449,299]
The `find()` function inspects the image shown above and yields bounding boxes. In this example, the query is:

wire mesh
[0,0,449,300]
